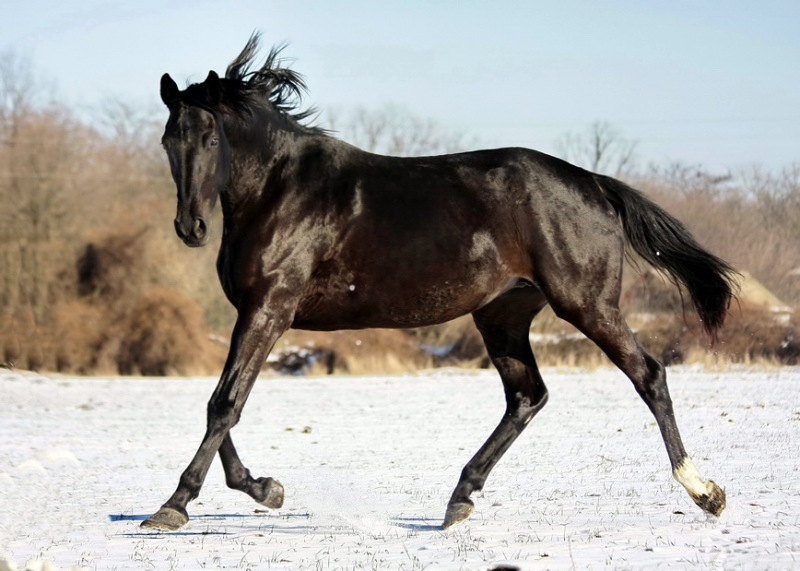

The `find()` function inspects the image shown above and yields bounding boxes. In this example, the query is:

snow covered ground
[1,365,798,569]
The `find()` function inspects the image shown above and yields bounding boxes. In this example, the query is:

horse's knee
[207,400,241,432]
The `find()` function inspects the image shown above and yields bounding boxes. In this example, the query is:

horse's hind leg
[218,433,284,509]
[444,286,548,528]
[550,298,726,516]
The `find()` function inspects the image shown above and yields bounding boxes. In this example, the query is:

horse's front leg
[141,292,296,531]
[217,432,284,509]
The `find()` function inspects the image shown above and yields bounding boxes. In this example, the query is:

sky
[2,0,798,173]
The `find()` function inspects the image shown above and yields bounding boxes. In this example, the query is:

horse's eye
[210,136,219,147]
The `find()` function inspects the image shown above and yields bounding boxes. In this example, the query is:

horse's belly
[292,271,511,331]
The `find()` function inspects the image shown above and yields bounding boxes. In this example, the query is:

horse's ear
[160,73,180,108]
[205,70,222,105]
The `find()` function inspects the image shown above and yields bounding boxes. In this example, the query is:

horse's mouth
[174,216,209,247]
[181,234,209,248]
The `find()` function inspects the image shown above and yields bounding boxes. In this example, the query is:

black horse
[142,34,735,531]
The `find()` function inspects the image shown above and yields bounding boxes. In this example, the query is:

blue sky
[3,0,798,172]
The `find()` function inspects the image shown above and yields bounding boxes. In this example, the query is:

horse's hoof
[693,480,726,517]
[255,477,284,509]
[140,507,189,531]
[442,499,474,529]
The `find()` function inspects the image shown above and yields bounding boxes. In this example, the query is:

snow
[1,366,799,569]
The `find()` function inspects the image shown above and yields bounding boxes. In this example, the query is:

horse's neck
[219,125,300,229]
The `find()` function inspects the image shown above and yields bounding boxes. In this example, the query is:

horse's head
[160,71,229,247]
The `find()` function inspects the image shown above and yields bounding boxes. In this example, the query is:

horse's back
[290,144,620,330]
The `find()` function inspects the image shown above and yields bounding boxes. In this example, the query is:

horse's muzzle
[174,216,208,247]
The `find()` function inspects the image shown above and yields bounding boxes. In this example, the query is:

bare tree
[556,121,637,176]
[326,105,472,157]
[646,162,734,200]
[97,98,164,163]
[0,49,36,148]
[0,51,91,320]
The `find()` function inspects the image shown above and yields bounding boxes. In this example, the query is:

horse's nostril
[174,218,185,239]
[193,217,207,238]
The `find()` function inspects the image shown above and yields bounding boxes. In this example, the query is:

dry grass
[52,300,118,374]
[3,227,796,375]
[116,287,226,376]
[635,302,799,366]
[0,225,228,375]
[2,73,799,376]
[263,299,800,375]
[273,329,433,376]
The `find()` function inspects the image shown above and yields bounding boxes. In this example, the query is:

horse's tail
[594,173,738,339]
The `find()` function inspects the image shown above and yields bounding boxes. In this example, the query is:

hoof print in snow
[140,507,189,531]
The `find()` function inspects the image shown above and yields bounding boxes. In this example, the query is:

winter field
[1,366,798,570]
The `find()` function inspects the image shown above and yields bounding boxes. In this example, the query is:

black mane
[182,32,323,133]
